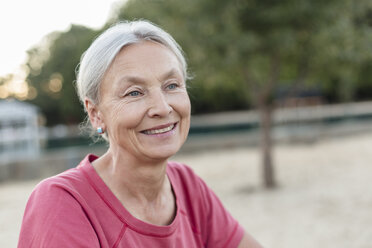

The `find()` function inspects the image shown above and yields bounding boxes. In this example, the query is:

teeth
[144,124,174,135]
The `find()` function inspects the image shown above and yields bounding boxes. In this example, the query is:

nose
[147,89,173,118]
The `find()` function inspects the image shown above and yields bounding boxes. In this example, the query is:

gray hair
[75,20,189,141]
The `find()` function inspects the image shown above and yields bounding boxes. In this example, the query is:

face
[87,41,191,162]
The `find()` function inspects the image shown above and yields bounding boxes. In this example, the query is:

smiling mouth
[141,123,177,135]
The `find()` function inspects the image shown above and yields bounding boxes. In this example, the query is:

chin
[144,145,182,161]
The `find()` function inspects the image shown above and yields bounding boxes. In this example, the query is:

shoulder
[31,154,95,199]
[32,167,86,198]
[21,169,89,226]
[18,157,100,247]
[25,154,97,214]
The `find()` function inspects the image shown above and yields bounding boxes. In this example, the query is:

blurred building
[0,99,40,164]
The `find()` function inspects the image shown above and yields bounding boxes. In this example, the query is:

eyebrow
[158,68,183,82]
[119,68,182,85]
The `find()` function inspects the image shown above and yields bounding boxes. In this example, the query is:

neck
[93,147,169,203]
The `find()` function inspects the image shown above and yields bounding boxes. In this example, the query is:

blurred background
[1,0,372,247]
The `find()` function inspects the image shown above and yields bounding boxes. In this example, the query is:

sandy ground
[1,132,372,248]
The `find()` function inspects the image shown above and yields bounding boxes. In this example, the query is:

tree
[111,0,251,114]
[323,0,372,102]
[112,0,372,188]
[233,0,347,188]
[22,0,372,188]
[25,25,99,125]
[227,0,372,188]
[0,74,13,99]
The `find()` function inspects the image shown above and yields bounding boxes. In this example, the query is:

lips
[141,123,177,135]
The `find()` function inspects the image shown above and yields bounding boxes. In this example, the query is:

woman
[18,20,262,248]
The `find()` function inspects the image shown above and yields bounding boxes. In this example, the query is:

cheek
[173,93,191,120]
[103,102,122,126]
[123,107,147,129]
[103,101,147,130]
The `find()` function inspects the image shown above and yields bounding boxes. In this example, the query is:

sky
[0,0,123,78]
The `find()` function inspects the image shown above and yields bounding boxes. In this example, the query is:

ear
[85,98,105,131]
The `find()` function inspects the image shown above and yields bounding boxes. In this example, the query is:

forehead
[108,41,182,79]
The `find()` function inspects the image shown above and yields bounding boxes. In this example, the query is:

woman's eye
[126,91,141,97]
[166,83,179,90]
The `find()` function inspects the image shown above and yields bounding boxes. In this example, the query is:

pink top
[18,154,244,247]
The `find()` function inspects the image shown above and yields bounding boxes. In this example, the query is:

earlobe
[85,98,105,130]
[97,127,105,134]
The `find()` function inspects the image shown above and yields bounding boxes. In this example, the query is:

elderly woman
[18,20,262,248]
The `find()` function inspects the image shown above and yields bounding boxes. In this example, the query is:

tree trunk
[258,101,276,189]
[245,54,280,189]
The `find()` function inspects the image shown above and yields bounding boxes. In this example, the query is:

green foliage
[25,25,99,125]
[112,0,372,108]
[23,0,372,125]
[113,0,251,114]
